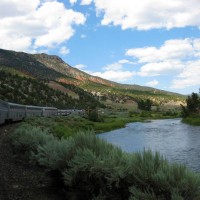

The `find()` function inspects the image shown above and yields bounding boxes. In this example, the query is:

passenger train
[0,99,84,125]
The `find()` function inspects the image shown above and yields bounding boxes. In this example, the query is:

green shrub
[34,138,72,171]
[62,140,200,200]
[63,132,127,199]
[126,151,200,200]
[52,124,74,139]
[10,127,200,199]
[10,124,54,156]
[129,186,158,200]
[88,109,100,122]
[140,111,152,118]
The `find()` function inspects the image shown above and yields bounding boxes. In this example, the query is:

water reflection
[98,119,200,171]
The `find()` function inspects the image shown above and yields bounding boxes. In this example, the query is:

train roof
[43,107,57,110]
[0,99,57,109]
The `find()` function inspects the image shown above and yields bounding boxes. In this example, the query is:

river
[98,118,200,171]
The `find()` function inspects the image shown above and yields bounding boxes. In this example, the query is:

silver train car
[0,99,57,125]
[57,109,85,116]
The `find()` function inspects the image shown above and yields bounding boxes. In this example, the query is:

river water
[98,119,200,171]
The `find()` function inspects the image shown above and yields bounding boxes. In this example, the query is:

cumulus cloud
[118,59,135,64]
[59,46,70,55]
[138,61,184,77]
[93,0,200,30]
[81,0,93,5]
[126,39,195,63]
[171,61,200,89]
[126,38,200,77]
[126,37,200,89]
[77,60,135,82]
[146,80,159,87]
[69,0,77,5]
[90,59,135,82]
[0,0,86,52]
[103,59,135,71]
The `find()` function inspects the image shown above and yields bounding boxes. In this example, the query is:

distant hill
[0,70,103,109]
[0,48,185,109]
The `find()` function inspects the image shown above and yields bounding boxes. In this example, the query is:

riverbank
[182,116,200,126]
[8,124,200,200]
[23,111,181,136]
[98,118,200,171]
[2,115,200,199]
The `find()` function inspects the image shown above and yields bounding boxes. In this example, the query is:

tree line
[181,92,200,117]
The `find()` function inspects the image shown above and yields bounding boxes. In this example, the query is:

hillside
[0,70,103,109]
[0,48,185,109]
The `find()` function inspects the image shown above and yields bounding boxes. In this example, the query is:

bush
[140,111,152,118]
[10,124,54,156]
[52,124,74,139]
[62,133,200,199]
[63,132,127,199]
[126,151,200,200]
[34,138,72,171]
[10,127,200,199]
[88,109,102,122]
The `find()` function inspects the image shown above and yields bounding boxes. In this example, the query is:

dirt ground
[0,123,65,200]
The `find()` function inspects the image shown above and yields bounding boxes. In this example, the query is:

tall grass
[182,116,200,126]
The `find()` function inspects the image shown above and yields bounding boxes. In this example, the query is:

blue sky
[0,0,200,94]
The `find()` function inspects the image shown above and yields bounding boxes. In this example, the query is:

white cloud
[125,37,200,89]
[146,80,159,87]
[138,61,184,77]
[69,0,77,5]
[81,0,93,5]
[90,59,135,82]
[126,38,200,77]
[75,64,87,69]
[94,0,200,30]
[103,63,122,71]
[59,46,70,55]
[103,59,135,71]
[78,60,136,82]
[0,0,86,52]
[171,61,200,89]
[126,39,194,63]
[92,70,135,82]
[118,59,134,64]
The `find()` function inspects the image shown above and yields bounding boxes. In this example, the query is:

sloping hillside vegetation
[0,49,65,80]
[0,70,103,109]
[0,48,185,109]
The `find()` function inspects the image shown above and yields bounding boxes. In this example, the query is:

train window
[27,107,42,111]
[10,105,25,109]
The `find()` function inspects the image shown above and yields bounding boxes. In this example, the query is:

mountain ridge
[0,48,185,109]
[0,48,182,95]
